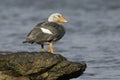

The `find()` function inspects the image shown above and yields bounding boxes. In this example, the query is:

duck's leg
[41,44,45,52]
[49,42,54,53]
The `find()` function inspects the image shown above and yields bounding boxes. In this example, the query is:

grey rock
[0,51,87,80]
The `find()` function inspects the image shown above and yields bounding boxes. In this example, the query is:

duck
[23,13,68,53]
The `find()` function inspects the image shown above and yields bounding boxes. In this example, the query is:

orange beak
[58,17,68,23]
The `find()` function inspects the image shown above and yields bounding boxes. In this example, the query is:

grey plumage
[23,22,65,44]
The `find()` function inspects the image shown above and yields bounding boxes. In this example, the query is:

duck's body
[23,13,67,53]
[24,22,65,44]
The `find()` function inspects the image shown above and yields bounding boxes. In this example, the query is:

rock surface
[0,51,87,80]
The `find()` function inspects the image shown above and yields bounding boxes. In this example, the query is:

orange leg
[49,42,54,53]
[41,44,45,52]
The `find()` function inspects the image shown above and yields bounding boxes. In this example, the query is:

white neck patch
[41,28,53,34]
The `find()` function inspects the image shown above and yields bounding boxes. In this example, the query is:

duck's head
[48,13,68,23]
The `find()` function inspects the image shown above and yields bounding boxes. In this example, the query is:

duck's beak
[58,17,68,23]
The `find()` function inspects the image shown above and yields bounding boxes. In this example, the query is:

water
[0,0,120,80]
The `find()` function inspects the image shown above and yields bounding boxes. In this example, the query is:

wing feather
[23,22,65,44]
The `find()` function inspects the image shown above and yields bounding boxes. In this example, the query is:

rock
[0,51,87,80]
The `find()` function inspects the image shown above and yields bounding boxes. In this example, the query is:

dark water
[0,0,120,80]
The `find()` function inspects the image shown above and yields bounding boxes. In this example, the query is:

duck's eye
[57,15,61,18]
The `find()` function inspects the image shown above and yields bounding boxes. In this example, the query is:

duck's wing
[23,22,65,44]
[23,22,55,44]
